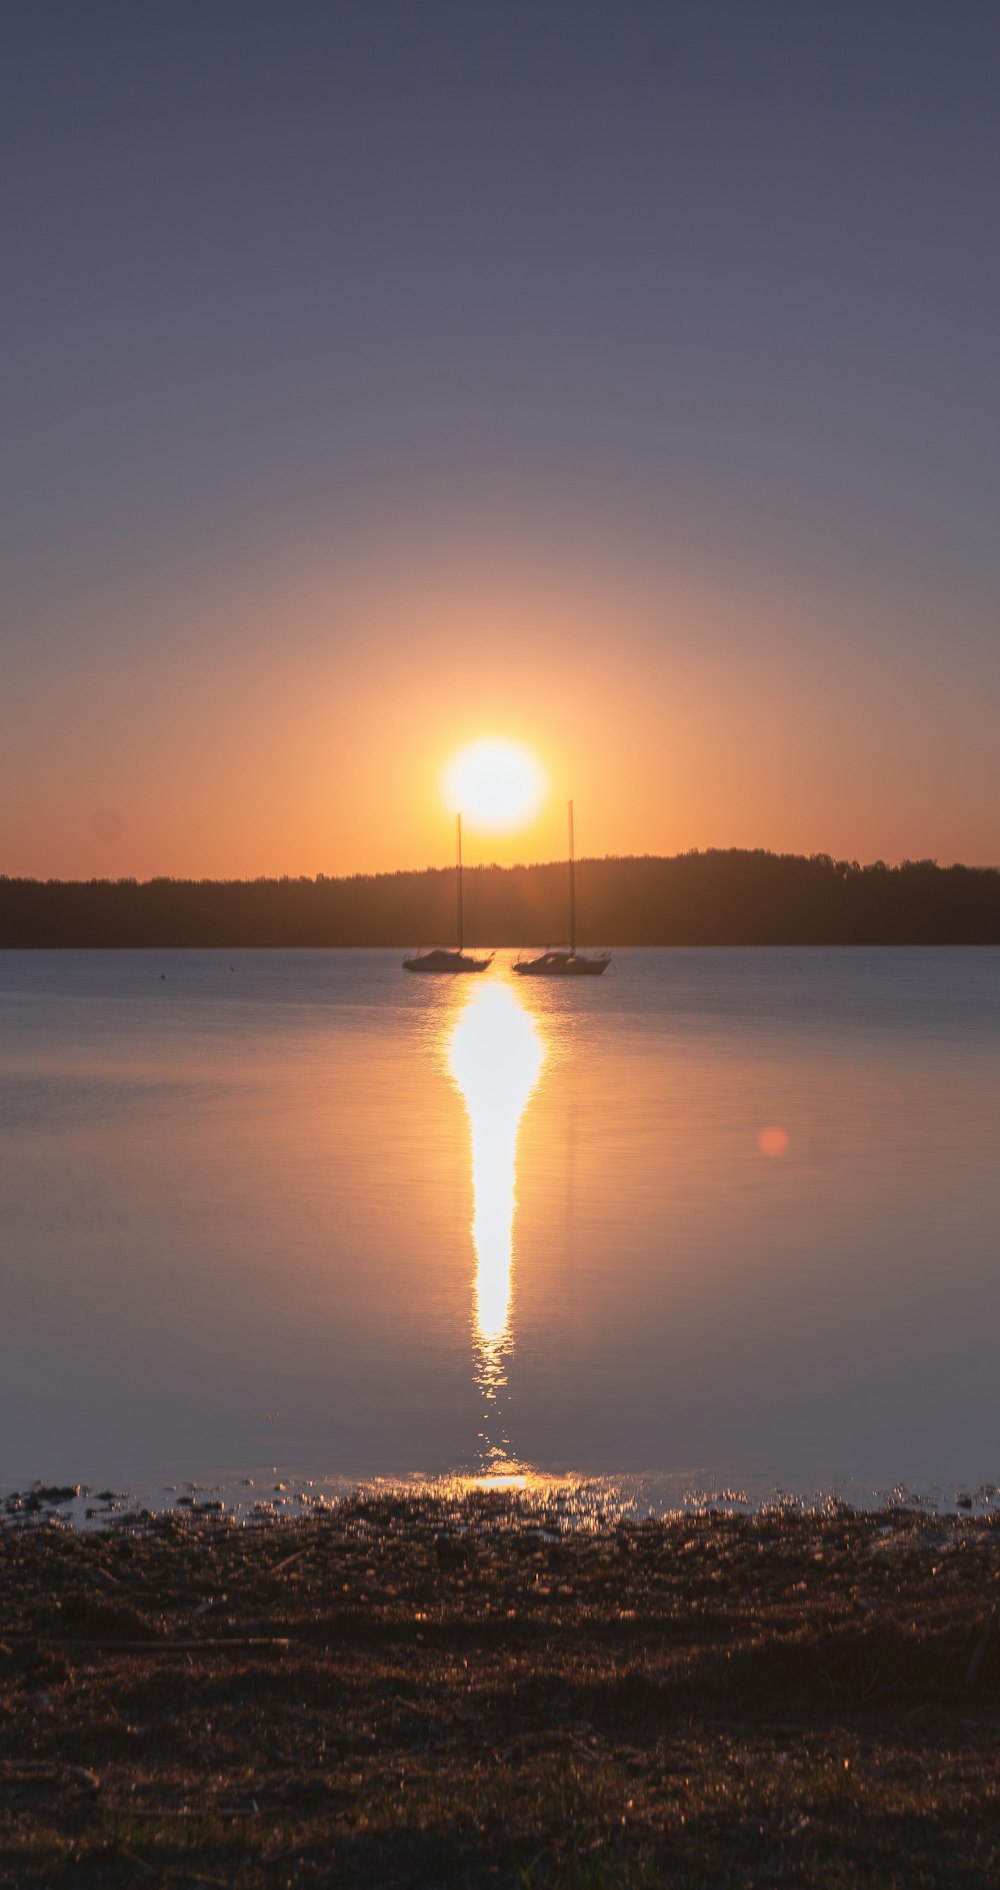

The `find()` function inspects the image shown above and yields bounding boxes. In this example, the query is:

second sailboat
[514,801,611,976]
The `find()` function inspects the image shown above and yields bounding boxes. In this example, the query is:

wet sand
[3,1495,1000,1887]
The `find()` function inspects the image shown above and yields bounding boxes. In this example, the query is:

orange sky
[3,520,998,879]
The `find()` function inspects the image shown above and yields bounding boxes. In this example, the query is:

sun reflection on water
[447,979,547,1466]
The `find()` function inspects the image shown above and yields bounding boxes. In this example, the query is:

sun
[443,739,546,831]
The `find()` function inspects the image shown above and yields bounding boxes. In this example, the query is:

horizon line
[3,847,1000,888]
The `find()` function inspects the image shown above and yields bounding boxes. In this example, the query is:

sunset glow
[443,739,546,832]
[4,539,999,880]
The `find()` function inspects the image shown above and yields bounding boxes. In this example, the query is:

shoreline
[6,1468,1000,1532]
[4,1495,1000,1885]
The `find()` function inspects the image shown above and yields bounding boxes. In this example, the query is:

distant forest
[2,852,1000,947]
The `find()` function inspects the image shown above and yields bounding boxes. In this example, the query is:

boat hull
[513,953,610,976]
[402,951,492,973]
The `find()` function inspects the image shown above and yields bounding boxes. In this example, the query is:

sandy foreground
[2,1494,1000,1888]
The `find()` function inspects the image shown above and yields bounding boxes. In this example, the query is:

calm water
[2,948,998,1509]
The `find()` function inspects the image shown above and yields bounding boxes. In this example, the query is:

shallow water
[2,947,998,1509]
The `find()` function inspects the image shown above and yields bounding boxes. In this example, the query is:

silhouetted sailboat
[514,801,611,976]
[402,815,493,973]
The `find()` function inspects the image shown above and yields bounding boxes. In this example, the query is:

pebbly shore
[2,1495,1000,1887]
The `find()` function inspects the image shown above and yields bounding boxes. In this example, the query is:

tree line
[2,851,999,947]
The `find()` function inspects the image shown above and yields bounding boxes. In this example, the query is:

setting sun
[443,739,546,831]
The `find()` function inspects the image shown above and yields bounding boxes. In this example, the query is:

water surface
[2,948,998,1508]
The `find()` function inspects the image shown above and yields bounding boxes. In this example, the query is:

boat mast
[568,799,576,955]
[456,811,464,952]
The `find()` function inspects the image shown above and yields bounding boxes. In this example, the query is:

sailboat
[514,801,611,976]
[402,815,493,973]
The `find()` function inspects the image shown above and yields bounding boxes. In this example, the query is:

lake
[1,947,998,1512]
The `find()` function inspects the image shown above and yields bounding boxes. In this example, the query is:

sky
[3,0,999,878]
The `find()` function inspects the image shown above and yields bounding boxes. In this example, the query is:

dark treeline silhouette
[3,851,1000,947]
